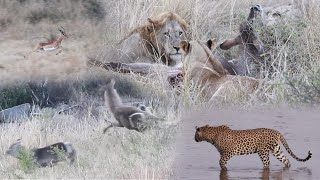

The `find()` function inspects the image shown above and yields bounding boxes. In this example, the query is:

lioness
[180,39,262,101]
[101,12,188,67]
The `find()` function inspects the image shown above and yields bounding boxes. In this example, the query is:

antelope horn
[60,25,65,30]
[58,29,64,34]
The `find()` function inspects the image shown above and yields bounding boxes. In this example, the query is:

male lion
[89,39,263,101]
[180,39,262,101]
[97,12,188,67]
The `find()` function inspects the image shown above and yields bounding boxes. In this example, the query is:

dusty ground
[0,38,90,83]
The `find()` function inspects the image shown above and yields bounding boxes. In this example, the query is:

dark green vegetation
[0,73,163,109]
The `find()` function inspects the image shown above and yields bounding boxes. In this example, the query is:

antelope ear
[108,78,115,87]
[180,41,190,53]
[111,79,115,86]
[147,18,154,32]
[147,18,153,24]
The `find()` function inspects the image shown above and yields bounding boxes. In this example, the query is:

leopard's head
[195,125,230,142]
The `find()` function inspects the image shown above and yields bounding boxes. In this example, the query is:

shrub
[51,146,68,162]
[287,69,320,104]
[25,10,64,24]
[0,18,12,29]
[17,149,36,173]
[0,84,33,109]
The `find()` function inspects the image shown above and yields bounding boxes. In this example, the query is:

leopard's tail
[280,135,312,162]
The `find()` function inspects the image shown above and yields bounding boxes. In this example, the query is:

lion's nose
[173,46,180,52]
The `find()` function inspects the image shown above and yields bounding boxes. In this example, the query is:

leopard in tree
[194,125,312,170]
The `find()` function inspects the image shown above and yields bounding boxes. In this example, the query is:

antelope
[102,79,159,133]
[218,3,301,76]
[219,4,265,76]
[25,26,68,58]
[5,139,76,167]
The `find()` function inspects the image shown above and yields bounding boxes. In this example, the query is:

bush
[17,149,36,173]
[25,10,64,24]
[0,84,33,109]
[287,69,320,104]
[253,19,309,79]
[0,18,12,29]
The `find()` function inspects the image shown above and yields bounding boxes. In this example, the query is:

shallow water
[174,106,319,180]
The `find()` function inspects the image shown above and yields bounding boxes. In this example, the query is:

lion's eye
[179,31,183,36]
[164,32,170,37]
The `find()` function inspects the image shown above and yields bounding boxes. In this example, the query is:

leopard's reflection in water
[219,167,312,180]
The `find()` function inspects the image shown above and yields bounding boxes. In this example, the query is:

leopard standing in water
[194,125,312,170]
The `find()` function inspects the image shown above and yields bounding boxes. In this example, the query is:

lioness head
[180,39,229,77]
[143,12,188,67]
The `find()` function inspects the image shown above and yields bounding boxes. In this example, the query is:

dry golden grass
[0,107,179,179]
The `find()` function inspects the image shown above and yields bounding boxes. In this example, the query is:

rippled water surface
[174,107,319,180]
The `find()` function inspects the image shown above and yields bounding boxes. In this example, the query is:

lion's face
[145,12,187,67]
[156,20,186,67]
